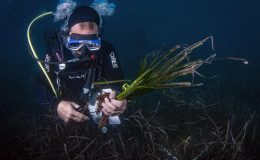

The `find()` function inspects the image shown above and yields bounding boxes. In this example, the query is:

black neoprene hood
[68,6,100,29]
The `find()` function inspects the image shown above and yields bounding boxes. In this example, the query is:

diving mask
[66,33,101,51]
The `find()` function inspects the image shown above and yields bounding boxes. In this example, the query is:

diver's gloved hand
[101,91,127,116]
[57,100,89,123]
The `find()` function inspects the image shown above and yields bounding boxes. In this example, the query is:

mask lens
[66,37,83,51]
[68,43,84,50]
[86,39,101,51]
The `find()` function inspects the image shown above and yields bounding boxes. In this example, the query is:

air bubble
[54,0,77,22]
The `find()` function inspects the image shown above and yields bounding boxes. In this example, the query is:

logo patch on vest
[68,74,85,79]
[110,52,118,69]
[45,54,50,72]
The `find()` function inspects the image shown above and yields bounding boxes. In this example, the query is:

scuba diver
[36,5,127,124]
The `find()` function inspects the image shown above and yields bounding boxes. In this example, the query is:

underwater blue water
[1,0,259,108]
[0,0,259,158]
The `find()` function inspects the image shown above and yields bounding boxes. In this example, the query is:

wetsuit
[36,30,124,112]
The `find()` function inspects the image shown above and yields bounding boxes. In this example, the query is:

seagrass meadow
[0,0,259,159]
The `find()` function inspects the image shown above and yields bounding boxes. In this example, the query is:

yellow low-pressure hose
[27,12,59,98]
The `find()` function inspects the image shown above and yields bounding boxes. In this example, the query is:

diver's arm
[43,53,62,113]
[44,54,89,122]
[100,43,127,116]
